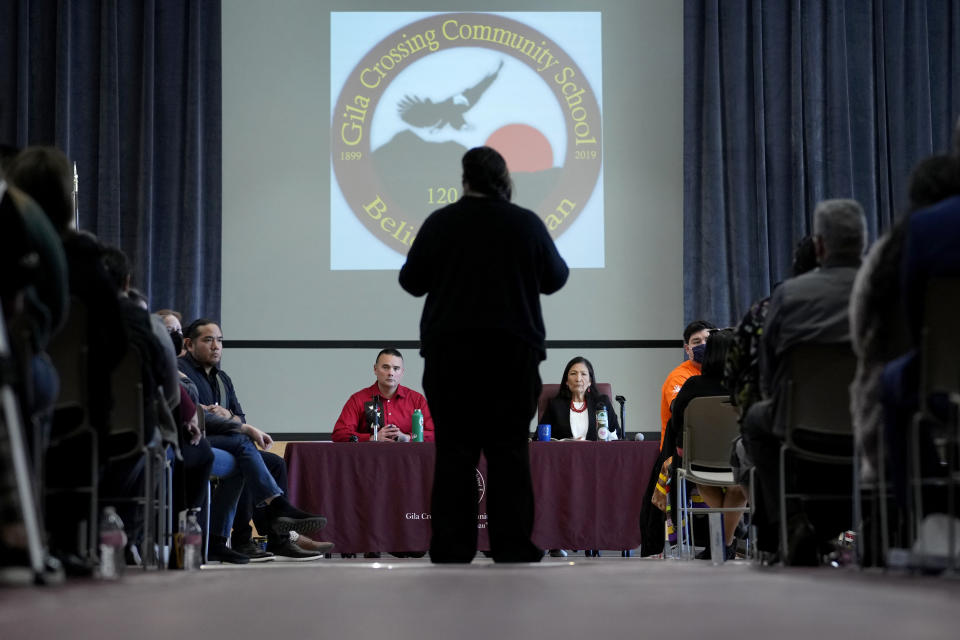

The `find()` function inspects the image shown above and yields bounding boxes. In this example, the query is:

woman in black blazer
[540,356,620,441]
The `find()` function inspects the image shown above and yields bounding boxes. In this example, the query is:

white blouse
[569,403,589,440]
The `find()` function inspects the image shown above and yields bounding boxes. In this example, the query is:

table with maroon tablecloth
[284,440,660,554]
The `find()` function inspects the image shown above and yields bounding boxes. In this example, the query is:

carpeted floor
[2,556,959,640]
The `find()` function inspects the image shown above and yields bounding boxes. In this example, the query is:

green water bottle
[412,409,424,442]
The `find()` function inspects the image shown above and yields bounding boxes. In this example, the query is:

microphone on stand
[615,394,626,440]
[72,162,79,230]
[371,394,381,441]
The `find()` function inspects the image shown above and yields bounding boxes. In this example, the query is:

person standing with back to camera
[399,146,569,563]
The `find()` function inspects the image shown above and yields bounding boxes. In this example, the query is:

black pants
[424,337,542,563]
[231,449,287,546]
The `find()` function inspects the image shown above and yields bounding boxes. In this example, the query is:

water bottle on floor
[99,506,127,579]
[183,511,203,570]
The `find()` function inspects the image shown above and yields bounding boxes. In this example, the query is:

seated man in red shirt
[332,348,435,442]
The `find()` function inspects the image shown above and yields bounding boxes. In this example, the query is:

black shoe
[364,552,381,559]
[54,552,96,577]
[267,498,327,536]
[548,549,568,558]
[695,544,738,560]
[208,542,251,565]
[267,539,323,562]
[232,540,275,563]
[785,513,820,566]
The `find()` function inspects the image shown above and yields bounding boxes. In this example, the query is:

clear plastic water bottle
[99,506,127,579]
[596,404,610,441]
[183,511,203,570]
[412,409,424,442]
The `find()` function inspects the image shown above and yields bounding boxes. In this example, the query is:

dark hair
[127,287,149,309]
[100,245,130,294]
[4,146,74,233]
[462,146,512,201]
[555,356,599,401]
[907,154,960,211]
[376,348,403,363]
[791,235,818,276]
[184,318,220,340]
[0,143,20,175]
[683,320,716,344]
[701,328,735,379]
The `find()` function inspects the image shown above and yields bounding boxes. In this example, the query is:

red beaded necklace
[570,400,587,413]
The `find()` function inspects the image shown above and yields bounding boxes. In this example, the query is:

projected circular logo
[331,13,602,255]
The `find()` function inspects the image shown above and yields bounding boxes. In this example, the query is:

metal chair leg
[779,445,789,565]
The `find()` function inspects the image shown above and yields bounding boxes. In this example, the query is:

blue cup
[537,423,551,441]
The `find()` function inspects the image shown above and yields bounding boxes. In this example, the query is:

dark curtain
[684,0,960,326]
[0,0,221,321]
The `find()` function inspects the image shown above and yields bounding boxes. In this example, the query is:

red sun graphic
[485,124,554,173]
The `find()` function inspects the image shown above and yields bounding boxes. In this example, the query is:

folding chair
[0,300,48,581]
[907,277,960,572]
[777,343,856,564]
[46,297,98,562]
[677,395,748,560]
[99,345,169,570]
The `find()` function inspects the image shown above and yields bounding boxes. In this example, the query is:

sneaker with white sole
[268,539,324,562]
[232,540,275,563]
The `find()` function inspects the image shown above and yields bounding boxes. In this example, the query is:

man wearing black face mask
[658,320,716,449]
[155,309,185,357]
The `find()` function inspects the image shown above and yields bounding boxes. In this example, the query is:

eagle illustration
[397,61,504,131]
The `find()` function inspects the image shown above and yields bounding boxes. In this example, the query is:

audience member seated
[668,329,744,559]
[5,146,128,439]
[154,309,184,357]
[101,246,180,418]
[740,199,866,563]
[178,318,330,562]
[5,145,128,572]
[332,348,434,443]
[0,156,68,573]
[540,357,620,441]
[659,320,715,448]
[0,147,68,448]
[850,155,960,490]
[880,187,960,514]
[94,244,184,557]
[725,236,819,488]
[725,236,817,420]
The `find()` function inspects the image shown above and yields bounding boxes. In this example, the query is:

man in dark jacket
[178,319,329,561]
